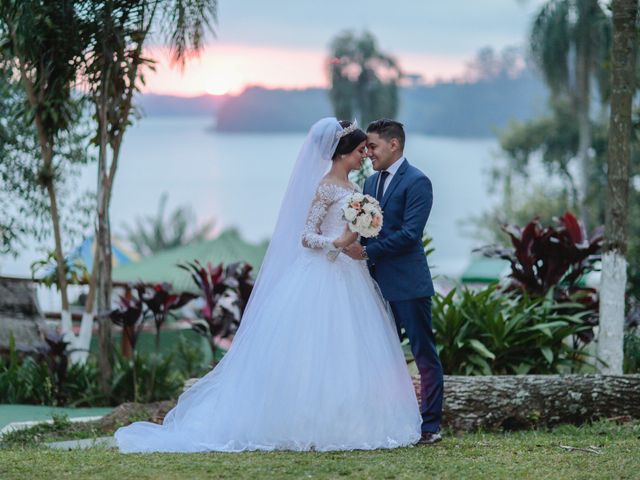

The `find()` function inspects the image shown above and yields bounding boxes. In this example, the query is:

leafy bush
[0,332,208,406]
[0,333,101,406]
[432,285,594,375]
[110,350,184,405]
[0,352,52,405]
[173,334,211,379]
[624,331,640,374]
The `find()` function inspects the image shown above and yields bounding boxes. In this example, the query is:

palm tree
[530,0,611,227]
[597,0,637,374]
[122,193,214,257]
[327,31,402,127]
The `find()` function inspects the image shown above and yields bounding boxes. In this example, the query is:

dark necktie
[376,171,389,201]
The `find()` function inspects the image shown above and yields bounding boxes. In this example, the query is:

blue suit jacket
[362,159,434,302]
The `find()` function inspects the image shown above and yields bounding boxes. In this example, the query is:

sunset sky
[143,0,547,97]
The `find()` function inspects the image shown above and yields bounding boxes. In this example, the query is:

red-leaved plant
[178,261,254,360]
[109,282,196,402]
[476,212,603,343]
[110,286,144,356]
[110,282,196,354]
[139,283,197,349]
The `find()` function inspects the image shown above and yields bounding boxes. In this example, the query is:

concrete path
[0,404,113,430]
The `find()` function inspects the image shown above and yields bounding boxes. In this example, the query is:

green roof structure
[460,256,510,284]
[112,229,269,292]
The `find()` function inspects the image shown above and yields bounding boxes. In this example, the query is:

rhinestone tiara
[336,120,359,140]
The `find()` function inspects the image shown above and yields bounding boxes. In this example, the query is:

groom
[344,119,444,445]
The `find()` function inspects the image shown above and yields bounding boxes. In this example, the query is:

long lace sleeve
[301,184,335,250]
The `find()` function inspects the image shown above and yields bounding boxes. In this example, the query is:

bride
[115,117,421,453]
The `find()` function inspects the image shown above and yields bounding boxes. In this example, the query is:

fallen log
[182,374,640,432]
[436,374,640,431]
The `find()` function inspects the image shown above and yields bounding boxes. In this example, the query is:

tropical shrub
[624,328,640,374]
[0,333,208,406]
[173,334,211,379]
[432,285,594,375]
[110,350,184,405]
[0,334,101,406]
[477,212,603,342]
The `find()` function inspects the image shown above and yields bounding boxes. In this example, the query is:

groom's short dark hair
[367,119,405,150]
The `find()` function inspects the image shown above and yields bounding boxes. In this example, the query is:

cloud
[214,0,547,55]
[141,0,548,95]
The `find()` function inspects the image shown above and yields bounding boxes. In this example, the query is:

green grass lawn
[1,421,638,479]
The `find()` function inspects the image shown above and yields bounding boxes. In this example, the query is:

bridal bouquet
[327,193,383,262]
[342,192,383,238]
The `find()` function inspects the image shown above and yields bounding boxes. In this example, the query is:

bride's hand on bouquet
[333,224,358,249]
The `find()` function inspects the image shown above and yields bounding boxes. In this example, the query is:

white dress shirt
[376,156,406,196]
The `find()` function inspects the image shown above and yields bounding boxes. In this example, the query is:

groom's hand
[343,242,364,260]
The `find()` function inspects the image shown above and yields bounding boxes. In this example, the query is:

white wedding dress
[114,119,421,453]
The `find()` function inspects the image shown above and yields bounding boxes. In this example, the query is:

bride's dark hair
[332,120,367,160]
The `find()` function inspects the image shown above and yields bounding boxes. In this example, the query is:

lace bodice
[301,181,359,250]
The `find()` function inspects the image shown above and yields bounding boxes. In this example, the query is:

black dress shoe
[418,432,442,445]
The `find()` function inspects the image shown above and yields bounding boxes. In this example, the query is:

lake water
[2,116,500,283]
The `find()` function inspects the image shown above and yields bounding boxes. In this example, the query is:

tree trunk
[83,45,137,359]
[91,20,145,393]
[438,374,640,431]
[575,18,592,229]
[84,253,98,315]
[44,176,70,312]
[68,312,94,364]
[599,253,628,373]
[597,0,637,374]
[96,89,113,395]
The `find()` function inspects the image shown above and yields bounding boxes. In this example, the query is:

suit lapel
[381,159,409,209]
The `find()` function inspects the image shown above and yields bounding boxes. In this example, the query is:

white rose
[351,192,365,203]
[355,213,372,230]
[343,207,357,222]
[365,194,379,205]
[363,203,376,214]
[361,226,378,238]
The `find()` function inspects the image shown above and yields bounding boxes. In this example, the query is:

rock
[98,400,176,429]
